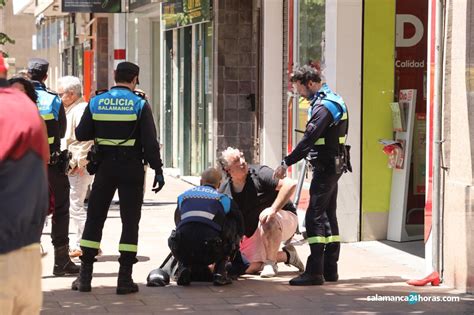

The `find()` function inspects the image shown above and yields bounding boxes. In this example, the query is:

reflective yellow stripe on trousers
[119,244,138,252]
[80,239,101,249]
[307,235,341,244]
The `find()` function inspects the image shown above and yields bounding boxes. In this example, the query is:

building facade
[439,0,474,294]
[128,0,260,176]
[9,0,472,293]
[276,0,472,293]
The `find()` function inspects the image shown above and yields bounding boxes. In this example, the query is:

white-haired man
[57,76,94,257]
[218,147,304,278]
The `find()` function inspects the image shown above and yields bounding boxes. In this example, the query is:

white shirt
[61,97,94,169]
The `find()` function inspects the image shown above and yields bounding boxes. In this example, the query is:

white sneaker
[260,261,278,278]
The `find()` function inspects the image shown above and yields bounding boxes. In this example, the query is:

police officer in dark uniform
[28,58,79,276]
[274,65,350,286]
[72,61,165,294]
[170,168,243,286]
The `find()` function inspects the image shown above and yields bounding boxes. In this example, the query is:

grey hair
[57,76,82,97]
[218,147,245,170]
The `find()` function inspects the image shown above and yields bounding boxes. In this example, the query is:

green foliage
[298,0,325,66]
[0,33,15,45]
[0,1,14,51]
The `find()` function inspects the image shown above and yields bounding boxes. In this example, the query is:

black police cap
[28,58,49,73]
[116,61,140,76]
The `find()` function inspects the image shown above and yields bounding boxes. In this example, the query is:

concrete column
[261,0,283,168]
[325,0,362,242]
[113,14,127,69]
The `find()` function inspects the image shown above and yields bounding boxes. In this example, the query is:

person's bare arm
[271,177,297,210]
[261,178,297,224]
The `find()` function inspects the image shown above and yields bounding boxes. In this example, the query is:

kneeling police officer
[72,61,165,294]
[170,168,243,286]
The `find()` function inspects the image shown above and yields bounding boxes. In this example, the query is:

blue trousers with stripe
[80,159,144,266]
[305,164,342,276]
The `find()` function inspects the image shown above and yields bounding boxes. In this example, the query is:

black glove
[152,170,165,193]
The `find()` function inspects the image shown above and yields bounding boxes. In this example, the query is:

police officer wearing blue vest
[72,61,165,294]
[170,168,243,286]
[28,58,80,276]
[274,65,351,286]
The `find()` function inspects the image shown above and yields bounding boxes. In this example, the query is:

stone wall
[214,0,259,162]
[1,1,35,71]
[442,0,474,293]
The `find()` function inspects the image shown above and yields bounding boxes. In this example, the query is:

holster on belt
[86,144,102,175]
[49,150,72,175]
[101,148,144,161]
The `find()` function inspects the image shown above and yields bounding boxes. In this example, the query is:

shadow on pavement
[110,201,176,207]
[96,255,150,263]
[42,272,118,280]
[41,275,474,314]
[380,240,425,258]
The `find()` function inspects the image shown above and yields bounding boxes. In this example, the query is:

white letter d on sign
[396,14,424,48]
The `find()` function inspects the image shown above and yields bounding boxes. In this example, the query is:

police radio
[86,144,101,175]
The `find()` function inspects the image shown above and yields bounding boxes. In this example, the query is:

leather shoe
[289,273,324,286]
[213,273,232,286]
[324,273,339,282]
[177,267,191,286]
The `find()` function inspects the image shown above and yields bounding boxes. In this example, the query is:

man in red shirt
[0,56,49,314]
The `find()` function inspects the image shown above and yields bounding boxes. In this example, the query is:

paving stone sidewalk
[40,174,474,314]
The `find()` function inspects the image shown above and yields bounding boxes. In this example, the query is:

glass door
[203,22,213,171]
[178,26,192,175]
[163,30,174,167]
[190,22,213,175]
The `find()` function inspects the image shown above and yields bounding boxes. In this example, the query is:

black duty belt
[100,149,143,161]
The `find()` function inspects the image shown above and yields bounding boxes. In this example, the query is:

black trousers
[305,166,342,275]
[170,222,231,268]
[48,164,70,248]
[80,159,144,266]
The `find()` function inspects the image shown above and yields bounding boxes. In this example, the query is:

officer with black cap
[28,58,79,277]
[72,61,165,295]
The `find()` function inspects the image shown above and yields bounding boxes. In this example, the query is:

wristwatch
[280,159,288,169]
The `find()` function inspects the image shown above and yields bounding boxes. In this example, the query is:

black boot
[190,264,214,282]
[53,245,80,276]
[71,263,93,292]
[290,272,325,286]
[213,260,232,286]
[324,242,340,282]
[290,244,325,286]
[117,265,139,295]
[176,264,192,286]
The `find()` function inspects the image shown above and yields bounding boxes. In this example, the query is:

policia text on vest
[72,61,165,295]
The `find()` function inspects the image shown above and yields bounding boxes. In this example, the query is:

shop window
[295,0,326,144]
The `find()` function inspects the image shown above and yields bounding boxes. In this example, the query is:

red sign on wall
[395,0,428,113]
[395,0,428,226]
